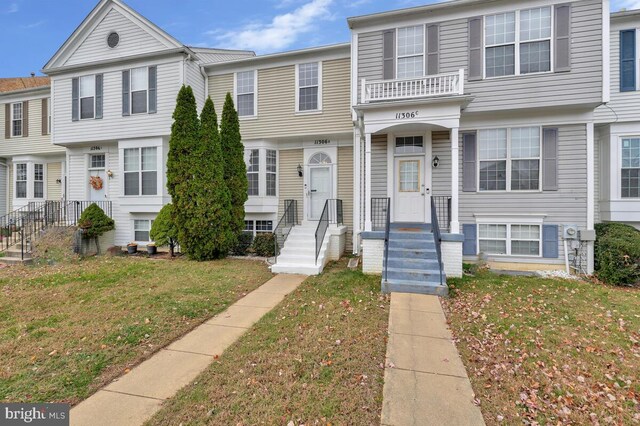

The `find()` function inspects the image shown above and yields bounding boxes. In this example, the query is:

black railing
[273,200,299,263]
[314,199,343,265]
[378,198,391,283]
[430,197,444,286]
[432,196,451,233]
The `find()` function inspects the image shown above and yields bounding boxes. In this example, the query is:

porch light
[432,156,440,168]
[297,164,303,177]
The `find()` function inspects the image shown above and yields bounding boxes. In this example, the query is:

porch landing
[382,223,448,297]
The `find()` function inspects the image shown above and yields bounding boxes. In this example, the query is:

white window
[485,7,552,77]
[15,163,27,199]
[124,147,157,196]
[478,223,541,256]
[266,149,277,197]
[134,219,153,242]
[397,25,424,78]
[622,138,640,198]
[247,149,259,196]
[395,136,424,155]
[130,67,148,114]
[244,220,254,233]
[244,220,273,237]
[236,70,256,117]
[11,103,23,137]
[297,62,321,112]
[34,164,44,199]
[90,154,106,169]
[478,127,541,191]
[79,75,96,119]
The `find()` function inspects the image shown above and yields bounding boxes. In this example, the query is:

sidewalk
[70,273,307,426]
[381,293,486,426]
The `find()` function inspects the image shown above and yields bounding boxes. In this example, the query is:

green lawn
[146,261,389,425]
[444,270,640,425]
[0,256,273,404]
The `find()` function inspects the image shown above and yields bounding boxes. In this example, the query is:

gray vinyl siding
[64,8,169,67]
[457,123,588,263]
[185,60,206,111]
[432,131,452,196]
[338,146,354,252]
[356,0,603,112]
[371,134,387,198]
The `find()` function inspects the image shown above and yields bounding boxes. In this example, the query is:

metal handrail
[273,199,298,263]
[382,198,391,283]
[430,197,444,286]
[314,199,343,265]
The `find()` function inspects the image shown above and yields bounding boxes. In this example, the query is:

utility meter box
[563,225,579,240]
[579,229,597,241]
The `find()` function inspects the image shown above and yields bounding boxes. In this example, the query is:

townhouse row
[0,0,638,279]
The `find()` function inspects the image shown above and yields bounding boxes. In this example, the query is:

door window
[399,160,420,192]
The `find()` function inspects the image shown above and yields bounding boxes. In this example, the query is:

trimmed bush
[251,233,276,257]
[595,222,640,286]
[78,204,115,239]
[150,204,179,257]
[232,232,254,256]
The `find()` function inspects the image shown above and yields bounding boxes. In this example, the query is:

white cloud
[212,0,333,52]
[4,2,18,14]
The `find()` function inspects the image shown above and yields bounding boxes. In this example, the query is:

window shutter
[148,66,157,114]
[462,132,477,192]
[22,101,29,138]
[122,70,131,116]
[95,74,103,119]
[4,104,10,139]
[462,224,477,256]
[620,30,636,92]
[383,30,395,80]
[542,127,559,191]
[427,24,440,75]
[468,17,483,81]
[554,4,572,72]
[72,78,79,122]
[41,98,48,136]
[542,224,559,258]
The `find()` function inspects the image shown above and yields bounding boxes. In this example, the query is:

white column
[364,132,373,232]
[450,127,460,234]
[586,122,595,274]
[353,128,361,253]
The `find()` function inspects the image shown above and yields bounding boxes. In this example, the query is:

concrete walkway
[381,293,486,426]
[70,274,307,426]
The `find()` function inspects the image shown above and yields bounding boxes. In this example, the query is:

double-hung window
[134,219,153,242]
[397,26,424,78]
[79,75,96,119]
[130,67,149,114]
[478,224,541,256]
[34,164,44,199]
[11,103,23,137]
[478,127,540,191]
[297,62,320,112]
[236,71,256,117]
[622,138,640,198]
[15,164,27,199]
[124,147,157,196]
[266,149,277,197]
[247,149,259,196]
[485,7,551,77]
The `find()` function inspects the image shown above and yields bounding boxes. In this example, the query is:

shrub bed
[594,222,640,286]
[251,233,276,257]
[232,232,253,256]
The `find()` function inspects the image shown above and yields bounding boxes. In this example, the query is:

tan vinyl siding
[46,162,62,201]
[338,146,354,252]
[0,98,63,157]
[7,164,12,211]
[64,8,168,67]
[278,149,304,221]
[371,134,387,198]
[0,164,7,215]
[209,58,352,140]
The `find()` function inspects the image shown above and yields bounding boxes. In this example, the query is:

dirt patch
[32,227,79,265]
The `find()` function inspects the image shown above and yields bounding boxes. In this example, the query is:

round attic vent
[107,32,120,48]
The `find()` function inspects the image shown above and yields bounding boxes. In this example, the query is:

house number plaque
[395,111,419,120]
[90,146,103,151]
[314,139,331,145]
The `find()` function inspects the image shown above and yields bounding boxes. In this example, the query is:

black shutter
[383,30,396,80]
[554,4,572,72]
[95,74,103,119]
[620,30,636,92]
[41,98,48,135]
[542,128,559,191]
[22,101,28,138]
[148,66,157,114]
[468,17,483,81]
[462,132,477,192]
[72,78,79,122]
[4,104,9,138]
[122,70,130,116]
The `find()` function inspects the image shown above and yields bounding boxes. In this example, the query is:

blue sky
[0,0,638,77]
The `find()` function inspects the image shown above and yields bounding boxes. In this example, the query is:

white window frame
[477,127,542,193]
[483,6,554,79]
[396,25,425,79]
[15,163,27,199]
[130,67,149,115]
[295,62,323,113]
[123,147,158,197]
[247,149,260,197]
[79,75,96,120]
[234,70,258,119]
[476,218,543,257]
[11,102,23,137]
[33,163,44,199]
[133,219,154,243]
[243,219,273,237]
[621,137,640,198]
[266,149,277,197]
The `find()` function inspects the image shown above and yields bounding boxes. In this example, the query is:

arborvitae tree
[150,204,178,257]
[220,93,248,235]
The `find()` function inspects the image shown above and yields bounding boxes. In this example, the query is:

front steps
[271,221,329,275]
[0,243,33,266]
[382,223,448,296]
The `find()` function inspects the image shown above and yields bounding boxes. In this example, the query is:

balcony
[361,69,464,104]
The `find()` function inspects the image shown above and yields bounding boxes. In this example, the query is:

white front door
[88,154,106,201]
[309,166,331,220]
[394,157,426,222]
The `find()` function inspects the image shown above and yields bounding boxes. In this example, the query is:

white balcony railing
[361,69,465,104]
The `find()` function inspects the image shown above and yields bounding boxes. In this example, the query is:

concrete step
[271,263,322,275]
[389,239,436,250]
[0,256,33,265]
[390,223,432,232]
[381,279,448,296]
[386,268,443,284]
[388,248,438,260]
[385,257,440,270]
[389,231,434,240]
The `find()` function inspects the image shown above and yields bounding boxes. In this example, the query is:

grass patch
[146,261,389,425]
[0,256,272,404]
[444,271,640,425]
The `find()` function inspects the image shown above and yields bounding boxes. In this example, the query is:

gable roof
[43,0,186,72]
[0,77,50,93]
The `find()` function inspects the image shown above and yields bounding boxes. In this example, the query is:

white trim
[364,133,372,231]
[603,0,611,103]
[295,61,323,113]
[476,221,543,257]
[450,127,460,233]
[353,128,361,253]
[303,147,337,221]
[586,122,595,230]
[351,33,359,120]
[10,102,23,138]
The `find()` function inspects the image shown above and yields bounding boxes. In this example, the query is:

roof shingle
[0,77,50,93]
